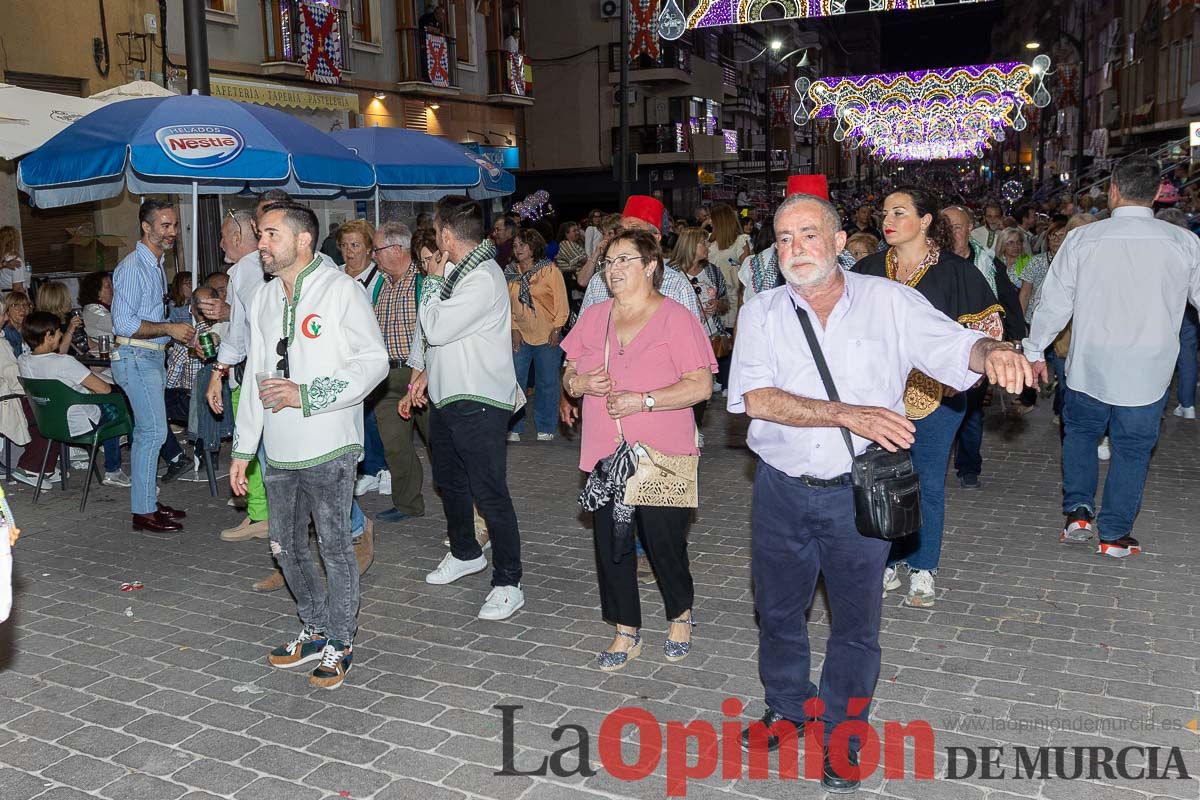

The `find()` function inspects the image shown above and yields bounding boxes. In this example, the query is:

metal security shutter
[3,72,85,97]
[403,100,429,131]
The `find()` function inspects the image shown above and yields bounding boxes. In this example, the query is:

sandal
[664,615,697,662]
[596,630,642,672]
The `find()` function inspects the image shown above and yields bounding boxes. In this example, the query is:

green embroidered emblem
[306,376,349,413]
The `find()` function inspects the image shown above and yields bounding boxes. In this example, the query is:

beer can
[198,332,217,359]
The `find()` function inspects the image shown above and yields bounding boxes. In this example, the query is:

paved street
[0,400,1197,800]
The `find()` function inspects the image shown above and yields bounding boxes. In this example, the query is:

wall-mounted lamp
[373,91,386,100]
[488,129,514,146]
[427,100,441,110]
[467,129,492,145]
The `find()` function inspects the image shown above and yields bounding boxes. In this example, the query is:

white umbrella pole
[374,187,380,227]
[191,182,199,292]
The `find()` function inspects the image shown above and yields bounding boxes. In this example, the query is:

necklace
[886,244,939,287]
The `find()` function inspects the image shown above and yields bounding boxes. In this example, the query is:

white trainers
[536,432,555,442]
[425,552,488,585]
[1097,437,1111,461]
[102,469,132,488]
[905,570,936,608]
[1173,404,1196,420]
[478,585,524,620]
[354,472,380,496]
[507,432,521,443]
[377,470,392,495]
[882,566,901,596]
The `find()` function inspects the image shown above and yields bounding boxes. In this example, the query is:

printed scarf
[750,246,782,294]
[505,259,554,312]
[439,239,499,300]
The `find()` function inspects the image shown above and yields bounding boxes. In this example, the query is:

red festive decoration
[300,0,342,85]
[426,33,451,87]
[770,87,789,127]
[630,0,661,61]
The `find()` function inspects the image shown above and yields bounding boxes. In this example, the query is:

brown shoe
[132,513,182,533]
[355,520,374,577]
[252,568,286,592]
[220,517,270,542]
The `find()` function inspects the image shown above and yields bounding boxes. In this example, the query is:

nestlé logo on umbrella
[155,125,244,168]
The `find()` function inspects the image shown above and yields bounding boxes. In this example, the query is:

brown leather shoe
[156,503,187,520]
[355,520,374,577]
[132,513,182,533]
[252,568,286,592]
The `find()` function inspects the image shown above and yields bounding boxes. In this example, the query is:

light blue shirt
[728,270,985,479]
[111,242,169,346]
[580,263,701,319]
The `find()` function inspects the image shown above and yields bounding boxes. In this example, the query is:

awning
[208,76,360,114]
[1183,81,1200,116]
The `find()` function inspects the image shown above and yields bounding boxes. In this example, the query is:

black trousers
[593,501,693,628]
[430,400,522,587]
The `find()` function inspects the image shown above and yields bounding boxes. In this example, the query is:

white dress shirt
[1023,206,1200,407]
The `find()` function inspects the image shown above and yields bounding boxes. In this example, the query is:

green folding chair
[18,377,133,512]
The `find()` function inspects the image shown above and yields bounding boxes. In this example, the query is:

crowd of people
[0,152,1196,792]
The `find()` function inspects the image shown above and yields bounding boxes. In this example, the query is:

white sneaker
[425,552,488,585]
[905,570,936,608]
[354,472,380,497]
[1097,437,1111,461]
[507,432,521,443]
[102,469,132,488]
[1173,404,1196,419]
[882,566,901,596]
[377,470,392,495]
[478,585,524,620]
[536,432,555,442]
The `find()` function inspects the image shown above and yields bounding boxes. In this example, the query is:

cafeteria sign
[207,77,360,113]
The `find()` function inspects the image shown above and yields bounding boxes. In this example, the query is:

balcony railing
[396,27,459,89]
[261,0,353,78]
[607,42,692,75]
[486,50,534,100]
[618,124,688,156]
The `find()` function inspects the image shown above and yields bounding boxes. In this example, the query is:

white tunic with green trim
[231,258,390,470]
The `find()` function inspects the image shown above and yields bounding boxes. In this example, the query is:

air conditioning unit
[613,87,638,106]
[600,0,620,19]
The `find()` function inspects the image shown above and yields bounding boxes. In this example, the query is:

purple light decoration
[681,0,993,30]
[723,129,738,154]
[281,0,293,61]
[807,62,1033,119]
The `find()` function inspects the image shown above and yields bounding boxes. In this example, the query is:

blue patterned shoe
[596,630,641,672]
[664,615,697,662]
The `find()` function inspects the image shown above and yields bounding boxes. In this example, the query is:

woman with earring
[855,187,1003,609]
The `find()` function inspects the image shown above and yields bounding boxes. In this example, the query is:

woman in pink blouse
[560,229,716,671]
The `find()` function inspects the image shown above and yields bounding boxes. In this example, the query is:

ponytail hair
[889,186,955,253]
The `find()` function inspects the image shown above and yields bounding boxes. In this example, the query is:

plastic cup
[256,370,286,409]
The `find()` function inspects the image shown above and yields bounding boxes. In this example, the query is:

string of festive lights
[657,0,995,39]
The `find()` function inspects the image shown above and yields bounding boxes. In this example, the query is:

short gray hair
[774,193,842,234]
[1111,156,1161,204]
[225,208,255,236]
[377,221,412,250]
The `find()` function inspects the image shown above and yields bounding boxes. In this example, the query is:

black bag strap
[792,303,856,461]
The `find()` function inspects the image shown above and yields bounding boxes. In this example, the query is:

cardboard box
[66,225,127,271]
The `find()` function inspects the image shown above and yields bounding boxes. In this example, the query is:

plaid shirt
[165,318,212,390]
[374,267,420,362]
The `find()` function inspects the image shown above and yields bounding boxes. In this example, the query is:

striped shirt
[374,267,421,362]
[580,263,702,319]
[112,242,169,345]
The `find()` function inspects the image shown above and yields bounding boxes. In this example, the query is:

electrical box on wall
[144,14,158,35]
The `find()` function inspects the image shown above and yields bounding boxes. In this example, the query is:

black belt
[798,473,852,488]
[389,359,405,369]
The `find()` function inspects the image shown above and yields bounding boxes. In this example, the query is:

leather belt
[115,336,167,352]
[798,473,852,488]
[389,359,405,369]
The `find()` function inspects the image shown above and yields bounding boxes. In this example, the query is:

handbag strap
[792,303,856,462]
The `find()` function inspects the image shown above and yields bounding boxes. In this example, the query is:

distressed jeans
[264,451,360,644]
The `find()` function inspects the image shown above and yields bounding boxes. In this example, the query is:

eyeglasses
[596,255,646,272]
[371,244,400,257]
[276,338,289,378]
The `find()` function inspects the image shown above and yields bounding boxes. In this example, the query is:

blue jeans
[1176,307,1198,408]
[890,398,965,572]
[509,342,562,435]
[752,461,890,749]
[1062,388,1167,540]
[953,383,986,480]
[110,346,170,515]
[97,404,123,473]
[1047,349,1067,417]
[360,407,387,476]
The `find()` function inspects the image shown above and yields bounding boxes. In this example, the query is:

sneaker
[958,474,982,489]
[267,627,328,668]
[220,516,270,542]
[309,641,352,690]
[905,570,936,608]
[478,585,524,620]
[1173,404,1196,419]
[426,551,488,585]
[1097,536,1142,558]
[1097,437,1111,461]
[102,469,132,488]
[536,432,555,442]
[377,470,392,495]
[882,566,901,596]
[1061,507,1095,543]
[507,432,521,443]
[11,467,59,487]
[354,472,380,497]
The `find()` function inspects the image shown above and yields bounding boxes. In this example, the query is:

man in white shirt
[1024,156,1200,558]
[970,201,1005,251]
[416,196,525,622]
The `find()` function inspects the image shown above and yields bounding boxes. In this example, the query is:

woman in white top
[0,227,30,294]
[78,271,114,343]
[338,219,384,304]
[705,203,751,333]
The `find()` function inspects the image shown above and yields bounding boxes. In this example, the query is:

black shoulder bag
[792,304,922,541]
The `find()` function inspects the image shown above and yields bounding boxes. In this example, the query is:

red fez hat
[786,174,830,201]
[621,195,665,231]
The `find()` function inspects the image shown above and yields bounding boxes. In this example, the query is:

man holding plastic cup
[230,202,388,690]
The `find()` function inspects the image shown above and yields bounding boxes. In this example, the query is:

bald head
[940,206,973,258]
[620,215,661,242]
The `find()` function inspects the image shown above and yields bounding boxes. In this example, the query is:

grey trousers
[265,450,360,644]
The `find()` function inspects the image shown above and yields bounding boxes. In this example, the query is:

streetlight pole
[619,0,631,205]
[763,45,773,212]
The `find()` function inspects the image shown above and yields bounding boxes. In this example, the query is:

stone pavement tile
[372,746,460,782]
[366,694,445,723]
[374,719,452,751]
[99,774,189,800]
[238,743,326,780]
[113,740,196,775]
[305,705,388,736]
[0,767,54,800]
[0,700,36,725]
[374,778,468,800]
[244,717,328,749]
[88,676,156,704]
[170,758,259,795]
[305,731,389,764]
[303,761,391,796]
[56,725,136,759]
[36,664,107,690]
[123,711,202,745]
[41,753,127,791]
[14,686,93,717]
[177,728,261,761]
[0,736,70,771]
[443,763,533,799]
[136,688,211,716]
[234,776,326,800]
[30,787,103,800]
[187,701,268,733]
[6,709,85,742]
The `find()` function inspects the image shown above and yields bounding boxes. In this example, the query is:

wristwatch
[643,393,656,411]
